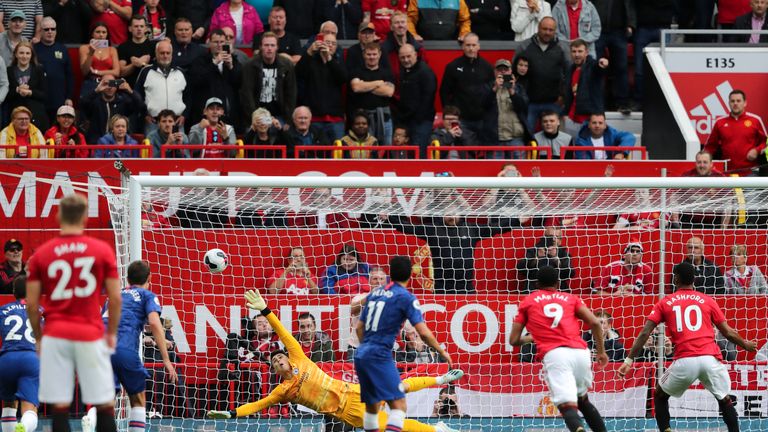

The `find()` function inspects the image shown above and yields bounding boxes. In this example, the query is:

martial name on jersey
[532,292,571,303]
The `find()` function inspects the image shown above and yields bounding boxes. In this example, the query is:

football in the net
[204,248,228,273]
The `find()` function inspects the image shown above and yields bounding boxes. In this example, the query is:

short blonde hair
[11,106,32,120]
[251,108,272,126]
[731,245,747,257]
[108,114,129,133]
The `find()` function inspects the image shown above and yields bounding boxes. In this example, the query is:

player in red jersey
[25,194,122,432]
[510,266,608,432]
[618,262,757,432]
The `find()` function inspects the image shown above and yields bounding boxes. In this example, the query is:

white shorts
[39,336,115,405]
[659,355,731,400]
[542,347,593,406]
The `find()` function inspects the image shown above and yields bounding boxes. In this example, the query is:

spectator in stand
[345,22,385,74]
[512,54,530,90]
[677,0,716,42]
[34,17,72,123]
[289,187,359,228]
[719,0,751,37]
[89,0,132,46]
[395,322,445,363]
[144,317,190,416]
[704,89,767,176]
[675,150,732,228]
[0,10,28,70]
[341,110,379,159]
[395,43,435,158]
[516,232,574,293]
[320,243,370,294]
[95,113,139,158]
[430,106,466,159]
[80,72,143,143]
[432,386,465,418]
[147,109,190,158]
[78,22,120,101]
[510,0,551,41]
[347,267,386,360]
[534,110,571,158]
[297,31,346,141]
[440,33,493,150]
[294,312,336,362]
[363,0,408,40]
[465,0,511,40]
[581,310,625,362]
[220,25,250,65]
[635,326,673,362]
[613,188,670,230]
[189,97,237,158]
[166,1,210,42]
[480,163,539,226]
[593,240,653,295]
[187,29,242,129]
[210,0,264,47]
[562,39,608,137]
[633,0,673,110]
[673,237,725,295]
[725,244,768,294]
[574,112,636,159]
[7,41,49,131]
[267,247,319,295]
[407,0,472,41]
[242,31,297,127]
[0,239,24,294]
[135,39,188,135]
[285,106,328,157]
[349,42,395,146]
[253,7,301,64]
[510,17,569,132]
[118,15,156,88]
[681,150,725,177]
[0,107,48,158]
[170,18,207,72]
[487,58,531,159]
[138,0,167,41]
[592,0,635,114]
[42,0,93,44]
[314,0,363,40]
[551,0,601,56]
[733,0,768,43]
[243,108,285,157]
[44,105,87,158]
[0,2,43,42]
[248,313,281,362]
[273,0,316,38]
[381,11,421,84]
[387,125,414,158]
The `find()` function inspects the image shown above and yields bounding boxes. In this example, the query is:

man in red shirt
[619,262,756,432]
[510,266,608,432]
[25,193,123,432]
[704,89,767,175]
[90,0,132,46]
[363,0,408,40]
[594,240,654,295]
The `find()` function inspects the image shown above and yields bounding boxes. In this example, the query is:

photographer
[485,58,531,159]
[147,109,190,158]
[430,106,465,159]
[79,73,144,143]
[516,230,574,293]
[188,97,237,158]
[432,386,466,418]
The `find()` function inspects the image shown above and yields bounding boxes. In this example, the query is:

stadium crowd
[0,0,761,161]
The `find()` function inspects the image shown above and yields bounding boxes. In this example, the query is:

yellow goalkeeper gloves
[244,289,266,311]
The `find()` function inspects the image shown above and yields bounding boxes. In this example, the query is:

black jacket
[439,55,494,121]
[563,56,606,117]
[485,82,532,143]
[186,52,242,128]
[513,35,570,104]
[465,0,513,40]
[582,330,626,362]
[396,59,437,123]
[296,51,347,118]
[387,215,514,294]
[672,259,726,295]
[80,90,144,143]
[7,64,49,131]
[635,0,674,28]
[516,237,574,293]
[42,0,93,44]
[285,125,329,158]
[241,55,297,123]
[313,0,363,40]
[591,0,636,30]
[733,13,768,43]
[274,0,317,38]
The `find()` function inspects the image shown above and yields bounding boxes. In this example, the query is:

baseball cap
[204,97,223,109]
[57,105,76,117]
[9,10,26,21]
[494,59,512,69]
[624,240,643,253]
[4,239,22,251]
[359,22,375,33]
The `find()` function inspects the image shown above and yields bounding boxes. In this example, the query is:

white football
[204,248,228,273]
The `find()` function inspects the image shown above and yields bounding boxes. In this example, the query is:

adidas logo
[688,80,733,135]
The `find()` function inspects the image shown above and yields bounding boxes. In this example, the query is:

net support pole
[128,177,143,262]
[657,169,668,378]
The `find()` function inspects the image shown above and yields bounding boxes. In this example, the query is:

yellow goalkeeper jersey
[235,311,363,425]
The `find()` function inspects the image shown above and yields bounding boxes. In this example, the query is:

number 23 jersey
[27,234,119,341]
[648,289,725,360]
[514,290,588,357]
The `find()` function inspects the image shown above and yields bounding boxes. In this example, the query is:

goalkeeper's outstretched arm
[244,289,307,360]
[208,392,283,419]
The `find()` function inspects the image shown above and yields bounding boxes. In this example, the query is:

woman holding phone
[210,0,264,45]
[78,22,120,101]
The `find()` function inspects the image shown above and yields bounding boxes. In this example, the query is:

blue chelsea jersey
[359,282,424,349]
[103,287,162,353]
[0,300,36,353]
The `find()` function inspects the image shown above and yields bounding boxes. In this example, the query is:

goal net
[105,174,768,432]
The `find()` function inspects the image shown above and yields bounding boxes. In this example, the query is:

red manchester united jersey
[597,260,654,294]
[648,288,726,360]
[515,290,588,357]
[704,112,767,172]
[27,234,119,341]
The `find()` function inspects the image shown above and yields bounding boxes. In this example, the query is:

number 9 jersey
[26,235,119,342]
[514,291,588,358]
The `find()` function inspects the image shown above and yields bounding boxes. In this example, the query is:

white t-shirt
[230,7,245,44]
[590,136,607,160]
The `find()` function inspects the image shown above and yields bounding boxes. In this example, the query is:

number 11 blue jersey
[359,282,424,351]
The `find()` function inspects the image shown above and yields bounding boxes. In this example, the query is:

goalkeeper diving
[207,289,464,432]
